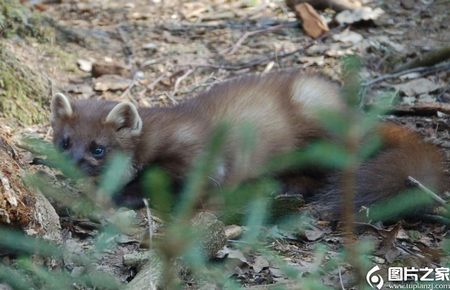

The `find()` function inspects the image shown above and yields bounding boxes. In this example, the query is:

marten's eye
[90,145,106,159]
[60,137,71,151]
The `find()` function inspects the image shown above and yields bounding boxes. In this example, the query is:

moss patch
[0,0,52,41]
[0,45,49,125]
[40,43,79,74]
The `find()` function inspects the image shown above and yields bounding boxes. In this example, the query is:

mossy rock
[0,0,52,40]
[0,45,49,125]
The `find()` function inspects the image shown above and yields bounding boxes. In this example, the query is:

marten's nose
[69,148,85,165]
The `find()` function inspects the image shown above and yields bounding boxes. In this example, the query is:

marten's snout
[68,146,85,165]
[65,144,103,176]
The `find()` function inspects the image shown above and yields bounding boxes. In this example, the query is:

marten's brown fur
[310,124,446,219]
[50,70,446,218]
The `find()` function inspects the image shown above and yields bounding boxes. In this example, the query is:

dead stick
[146,74,166,91]
[223,24,286,55]
[392,103,450,116]
[190,26,343,71]
[170,68,194,100]
[407,176,447,206]
[142,198,154,249]
[393,46,450,73]
[363,62,450,87]
[338,266,346,290]
[117,25,135,66]
[119,75,138,100]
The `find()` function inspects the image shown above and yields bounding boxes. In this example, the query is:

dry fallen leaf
[294,3,329,39]
[142,42,158,53]
[227,248,249,264]
[371,35,406,52]
[325,43,354,57]
[332,29,363,44]
[286,0,362,12]
[298,55,325,66]
[93,75,132,92]
[336,7,384,25]
[400,0,415,10]
[65,84,94,96]
[418,94,436,103]
[393,78,442,97]
[252,256,270,273]
[77,59,93,72]
[376,224,403,263]
[304,227,325,241]
[401,96,416,105]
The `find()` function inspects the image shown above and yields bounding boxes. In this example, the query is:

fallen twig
[363,62,450,87]
[189,26,343,71]
[338,266,346,290]
[222,24,287,55]
[142,198,154,249]
[393,46,450,73]
[117,25,135,66]
[146,74,167,92]
[119,73,141,100]
[159,20,298,32]
[191,45,308,71]
[137,74,166,101]
[392,103,450,116]
[422,214,450,225]
[407,176,447,207]
[171,68,194,100]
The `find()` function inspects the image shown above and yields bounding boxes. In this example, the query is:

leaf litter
[2,0,450,288]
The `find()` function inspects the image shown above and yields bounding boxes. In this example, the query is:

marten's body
[50,70,446,218]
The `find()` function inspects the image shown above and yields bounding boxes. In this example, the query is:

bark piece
[93,75,132,92]
[392,103,450,116]
[294,3,329,39]
[92,62,130,78]
[125,250,162,290]
[29,190,62,243]
[286,0,362,12]
[0,126,61,243]
[0,130,35,227]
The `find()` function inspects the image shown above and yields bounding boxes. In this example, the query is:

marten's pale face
[50,93,142,176]
[53,116,122,175]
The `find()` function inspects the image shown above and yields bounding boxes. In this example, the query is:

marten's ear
[105,101,142,136]
[51,93,73,122]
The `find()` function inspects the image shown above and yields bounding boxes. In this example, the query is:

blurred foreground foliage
[0,56,448,289]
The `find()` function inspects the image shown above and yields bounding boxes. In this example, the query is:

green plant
[0,56,447,290]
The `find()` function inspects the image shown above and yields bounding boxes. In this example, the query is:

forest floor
[2,0,450,288]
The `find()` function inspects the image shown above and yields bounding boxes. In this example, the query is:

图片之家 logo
[366,265,450,289]
[366,265,384,289]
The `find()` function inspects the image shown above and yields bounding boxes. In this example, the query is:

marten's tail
[309,124,447,221]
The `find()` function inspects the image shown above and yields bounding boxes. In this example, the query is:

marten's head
[50,93,142,176]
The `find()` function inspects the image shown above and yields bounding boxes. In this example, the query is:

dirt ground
[2,0,450,288]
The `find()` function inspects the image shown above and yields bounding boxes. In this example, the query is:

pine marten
[50,70,446,219]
